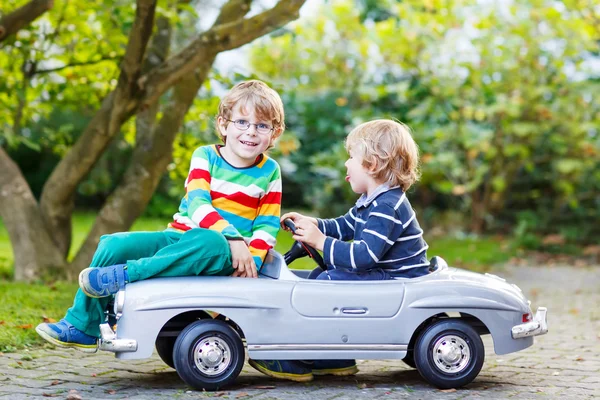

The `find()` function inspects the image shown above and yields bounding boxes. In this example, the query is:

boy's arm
[186,147,243,239]
[317,208,356,241]
[248,165,282,271]
[322,203,403,271]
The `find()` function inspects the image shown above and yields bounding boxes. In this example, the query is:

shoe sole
[248,359,313,382]
[35,326,98,354]
[313,365,359,376]
[79,268,105,298]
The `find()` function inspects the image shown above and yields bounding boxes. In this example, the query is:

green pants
[65,228,233,337]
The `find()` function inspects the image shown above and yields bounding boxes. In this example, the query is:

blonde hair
[217,80,285,148]
[345,119,420,191]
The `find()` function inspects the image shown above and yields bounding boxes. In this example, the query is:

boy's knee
[94,233,133,265]
[97,233,124,252]
[96,234,116,253]
[316,271,333,280]
[204,229,228,245]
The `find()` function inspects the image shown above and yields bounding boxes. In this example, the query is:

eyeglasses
[226,119,274,135]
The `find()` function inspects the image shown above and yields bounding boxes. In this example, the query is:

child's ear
[270,127,283,145]
[216,116,227,137]
[366,161,378,174]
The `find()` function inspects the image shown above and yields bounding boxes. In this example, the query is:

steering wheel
[282,219,327,271]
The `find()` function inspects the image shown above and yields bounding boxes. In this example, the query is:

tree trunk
[69,69,211,273]
[469,188,485,234]
[0,148,64,280]
[0,0,54,43]
[39,0,157,257]
[69,14,174,274]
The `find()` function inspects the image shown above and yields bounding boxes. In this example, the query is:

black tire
[402,349,416,369]
[173,320,245,391]
[414,319,484,389]
[155,336,176,369]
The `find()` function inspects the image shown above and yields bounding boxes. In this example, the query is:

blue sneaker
[308,359,358,376]
[248,359,313,382]
[79,264,129,298]
[35,319,98,353]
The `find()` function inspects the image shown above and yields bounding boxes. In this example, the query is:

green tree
[0,0,307,281]
[250,0,600,239]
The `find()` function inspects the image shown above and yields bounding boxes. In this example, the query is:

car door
[289,279,406,344]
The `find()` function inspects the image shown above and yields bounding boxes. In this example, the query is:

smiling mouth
[240,141,258,147]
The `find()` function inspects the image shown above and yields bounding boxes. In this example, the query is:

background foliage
[249,0,600,248]
[1,0,598,280]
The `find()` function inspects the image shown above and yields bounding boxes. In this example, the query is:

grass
[0,213,513,351]
[427,234,514,272]
[0,221,12,279]
[0,281,79,352]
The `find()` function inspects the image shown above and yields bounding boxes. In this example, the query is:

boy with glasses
[36,80,284,351]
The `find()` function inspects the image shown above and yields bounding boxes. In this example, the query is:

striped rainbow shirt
[168,145,281,270]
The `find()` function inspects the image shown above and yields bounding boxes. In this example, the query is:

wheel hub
[193,336,231,376]
[432,334,470,374]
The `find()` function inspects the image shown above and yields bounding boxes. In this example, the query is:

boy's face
[217,105,274,168]
[345,149,377,195]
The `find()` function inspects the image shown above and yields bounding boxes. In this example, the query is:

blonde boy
[36,80,284,351]
[250,119,429,381]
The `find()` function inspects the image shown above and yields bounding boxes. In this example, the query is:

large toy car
[98,220,548,390]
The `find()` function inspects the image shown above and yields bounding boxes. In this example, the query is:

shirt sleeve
[317,207,356,241]
[322,203,404,271]
[186,147,243,240]
[247,164,282,270]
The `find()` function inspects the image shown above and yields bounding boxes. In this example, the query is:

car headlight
[114,289,126,320]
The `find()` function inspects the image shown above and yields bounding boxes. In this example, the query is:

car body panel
[111,251,539,361]
[291,282,405,317]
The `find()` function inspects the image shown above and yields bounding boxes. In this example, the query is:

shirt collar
[355,183,398,208]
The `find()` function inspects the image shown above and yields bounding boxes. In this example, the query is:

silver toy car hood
[402,266,531,315]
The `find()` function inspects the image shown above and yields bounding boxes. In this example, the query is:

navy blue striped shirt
[317,185,429,278]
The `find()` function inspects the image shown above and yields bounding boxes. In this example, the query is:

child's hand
[280,212,318,231]
[228,240,258,278]
[293,219,326,251]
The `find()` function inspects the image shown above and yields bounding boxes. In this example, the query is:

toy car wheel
[173,320,244,391]
[414,319,484,389]
[402,349,416,369]
[155,336,176,369]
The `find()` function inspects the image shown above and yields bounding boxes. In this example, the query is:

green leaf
[555,159,584,174]
[19,137,41,152]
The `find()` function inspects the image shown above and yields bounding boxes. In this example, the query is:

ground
[0,264,598,399]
